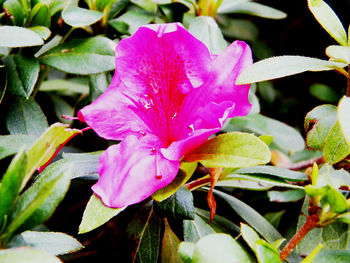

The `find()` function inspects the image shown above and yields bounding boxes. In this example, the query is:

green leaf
[218,2,287,20]
[241,223,260,253]
[191,233,253,263]
[0,135,35,160]
[40,79,89,95]
[30,3,51,28]
[161,220,183,263]
[0,149,27,228]
[127,204,161,263]
[131,0,157,13]
[8,231,83,255]
[3,55,40,98]
[236,165,307,181]
[184,215,216,242]
[324,121,350,164]
[39,36,116,75]
[152,162,197,202]
[225,113,305,152]
[307,0,347,46]
[336,212,350,224]
[305,104,337,150]
[326,45,350,64]
[6,97,48,136]
[313,249,350,263]
[156,187,195,220]
[24,123,80,188]
[0,64,6,104]
[3,0,27,26]
[0,26,44,47]
[108,10,154,35]
[255,239,282,263]
[309,83,339,103]
[50,94,74,124]
[188,16,227,55]
[0,247,62,263]
[297,197,350,255]
[213,189,283,243]
[268,189,305,203]
[62,6,104,27]
[28,26,51,40]
[0,167,70,246]
[301,243,324,263]
[184,132,271,168]
[338,96,350,144]
[324,185,348,213]
[79,194,125,234]
[236,56,346,85]
[89,73,108,101]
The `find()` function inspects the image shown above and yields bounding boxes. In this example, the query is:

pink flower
[79,23,252,208]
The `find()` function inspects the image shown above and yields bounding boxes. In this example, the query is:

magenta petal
[92,136,180,208]
[79,73,150,141]
[115,23,211,93]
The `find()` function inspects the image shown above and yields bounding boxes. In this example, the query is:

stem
[280,155,324,171]
[280,206,320,261]
[186,177,211,191]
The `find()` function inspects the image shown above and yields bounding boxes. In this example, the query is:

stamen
[62,115,79,120]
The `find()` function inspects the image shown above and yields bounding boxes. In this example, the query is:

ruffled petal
[79,73,150,141]
[92,136,180,208]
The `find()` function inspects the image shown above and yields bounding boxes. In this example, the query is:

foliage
[0,0,350,262]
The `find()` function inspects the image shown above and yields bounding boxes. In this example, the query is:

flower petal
[92,136,180,208]
[79,73,150,141]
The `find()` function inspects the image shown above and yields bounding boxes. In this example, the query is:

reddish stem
[280,206,320,261]
[186,177,211,191]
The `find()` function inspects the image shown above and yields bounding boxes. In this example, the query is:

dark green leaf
[3,0,28,26]
[156,187,195,220]
[309,83,339,103]
[0,64,6,104]
[0,247,62,263]
[50,94,74,124]
[89,73,108,101]
[30,3,51,27]
[0,135,35,160]
[0,26,43,47]
[79,194,125,234]
[0,149,27,228]
[213,189,283,243]
[305,104,338,150]
[8,231,83,255]
[3,54,40,98]
[184,215,216,242]
[6,97,48,136]
[224,113,305,152]
[127,204,162,263]
[184,132,270,168]
[39,36,116,75]
[161,220,183,263]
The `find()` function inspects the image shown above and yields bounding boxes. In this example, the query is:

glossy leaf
[305,104,337,150]
[338,96,350,144]
[324,121,350,164]
[268,189,305,203]
[213,189,283,243]
[39,36,116,75]
[3,55,40,98]
[28,26,51,40]
[0,26,44,47]
[307,0,347,45]
[184,132,271,168]
[156,187,195,220]
[30,3,51,28]
[0,149,27,228]
[326,45,350,64]
[152,162,197,202]
[188,16,227,55]
[0,248,62,263]
[255,239,282,263]
[184,215,216,242]
[241,223,260,253]
[219,2,286,20]
[79,194,125,234]
[191,233,253,263]
[40,79,89,95]
[0,135,35,160]
[3,0,27,26]
[8,231,83,255]
[62,6,104,27]
[89,73,108,101]
[161,220,183,263]
[6,97,48,136]
[236,56,345,85]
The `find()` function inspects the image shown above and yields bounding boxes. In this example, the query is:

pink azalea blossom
[79,23,252,208]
